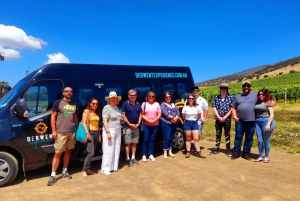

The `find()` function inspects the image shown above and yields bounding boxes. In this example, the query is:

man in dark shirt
[121,89,142,167]
[47,87,78,186]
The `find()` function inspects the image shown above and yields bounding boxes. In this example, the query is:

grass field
[201,102,300,154]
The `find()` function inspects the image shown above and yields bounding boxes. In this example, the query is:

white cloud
[44,52,70,64]
[0,24,47,60]
[0,46,21,59]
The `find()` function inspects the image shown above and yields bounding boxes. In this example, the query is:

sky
[1,0,300,86]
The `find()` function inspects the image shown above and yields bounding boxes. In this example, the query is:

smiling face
[63,87,73,99]
[258,92,265,101]
[128,92,137,102]
[242,84,251,94]
[89,99,99,110]
[192,88,199,98]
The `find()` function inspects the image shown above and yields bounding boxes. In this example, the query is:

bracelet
[106,131,110,133]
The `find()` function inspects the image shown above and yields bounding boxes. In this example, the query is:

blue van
[0,63,195,187]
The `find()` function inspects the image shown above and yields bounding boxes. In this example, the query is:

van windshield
[0,79,27,110]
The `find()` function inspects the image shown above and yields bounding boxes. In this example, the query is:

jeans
[255,118,275,157]
[215,119,231,150]
[233,121,255,156]
[83,131,98,170]
[142,125,158,155]
[161,121,177,150]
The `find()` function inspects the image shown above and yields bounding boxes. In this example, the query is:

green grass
[201,102,300,154]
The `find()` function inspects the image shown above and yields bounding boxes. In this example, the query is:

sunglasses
[129,95,136,97]
[220,87,227,90]
[91,103,98,105]
[243,85,251,88]
[64,90,73,93]
[188,97,194,100]
[258,94,265,96]
[165,96,171,98]
[193,89,199,92]
[148,96,155,98]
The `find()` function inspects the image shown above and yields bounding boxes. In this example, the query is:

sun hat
[242,80,251,85]
[218,83,229,88]
[105,91,121,101]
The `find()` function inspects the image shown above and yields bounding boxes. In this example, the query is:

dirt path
[1,140,299,201]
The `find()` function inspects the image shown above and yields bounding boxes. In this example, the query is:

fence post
[284,87,287,104]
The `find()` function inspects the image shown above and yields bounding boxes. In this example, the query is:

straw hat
[105,91,121,101]
[218,83,229,88]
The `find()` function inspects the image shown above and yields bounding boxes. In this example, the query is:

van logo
[34,122,48,134]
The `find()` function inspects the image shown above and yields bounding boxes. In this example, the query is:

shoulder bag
[76,109,91,143]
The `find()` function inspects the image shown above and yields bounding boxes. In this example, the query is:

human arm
[122,113,138,129]
[51,111,58,140]
[231,107,239,122]
[82,110,91,140]
[266,106,275,132]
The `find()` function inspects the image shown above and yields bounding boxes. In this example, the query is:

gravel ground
[1,140,299,201]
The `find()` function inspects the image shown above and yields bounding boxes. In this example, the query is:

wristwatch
[106,130,110,133]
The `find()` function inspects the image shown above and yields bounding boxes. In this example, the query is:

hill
[197,56,300,87]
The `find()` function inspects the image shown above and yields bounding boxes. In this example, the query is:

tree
[0,54,4,61]
[0,81,9,98]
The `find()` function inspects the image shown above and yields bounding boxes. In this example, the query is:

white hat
[105,91,121,101]
[242,80,251,85]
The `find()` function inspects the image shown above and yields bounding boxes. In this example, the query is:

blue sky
[1,0,300,86]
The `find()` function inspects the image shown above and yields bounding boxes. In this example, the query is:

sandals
[169,153,175,158]
[86,169,96,175]
[254,157,264,162]
[263,158,270,163]
[82,171,88,179]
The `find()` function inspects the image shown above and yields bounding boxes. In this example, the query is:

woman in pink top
[141,91,161,162]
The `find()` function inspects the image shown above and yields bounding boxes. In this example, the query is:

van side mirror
[15,99,29,118]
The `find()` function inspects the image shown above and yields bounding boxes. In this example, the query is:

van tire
[172,128,185,151]
[0,152,19,187]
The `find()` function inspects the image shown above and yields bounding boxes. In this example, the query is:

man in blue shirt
[121,89,142,167]
[231,81,258,160]
[211,83,234,157]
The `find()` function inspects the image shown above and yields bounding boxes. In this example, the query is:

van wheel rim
[0,159,10,181]
[173,131,184,149]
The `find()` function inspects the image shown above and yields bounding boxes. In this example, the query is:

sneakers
[142,155,147,162]
[62,171,72,179]
[231,154,240,160]
[243,154,252,161]
[226,150,232,157]
[47,176,56,186]
[126,159,133,167]
[210,150,219,155]
[185,152,190,158]
[101,170,111,175]
[149,155,156,162]
[132,158,140,165]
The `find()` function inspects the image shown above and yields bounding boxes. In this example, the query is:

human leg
[168,124,177,157]
[232,121,244,157]
[142,126,150,156]
[161,121,171,151]
[112,129,121,171]
[213,121,222,153]
[264,120,275,158]
[101,130,113,174]
[255,119,265,158]
[243,121,256,155]
[224,119,231,150]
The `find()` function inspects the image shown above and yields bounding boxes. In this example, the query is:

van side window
[22,80,63,117]
[129,79,161,103]
[161,81,188,102]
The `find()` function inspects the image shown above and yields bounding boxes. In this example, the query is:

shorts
[183,120,199,131]
[54,133,76,153]
[123,128,139,144]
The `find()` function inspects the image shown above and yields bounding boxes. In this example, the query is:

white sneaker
[149,155,156,162]
[101,170,111,175]
[142,155,147,162]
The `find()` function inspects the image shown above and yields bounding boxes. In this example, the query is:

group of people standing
[47,81,275,186]
[211,81,276,164]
